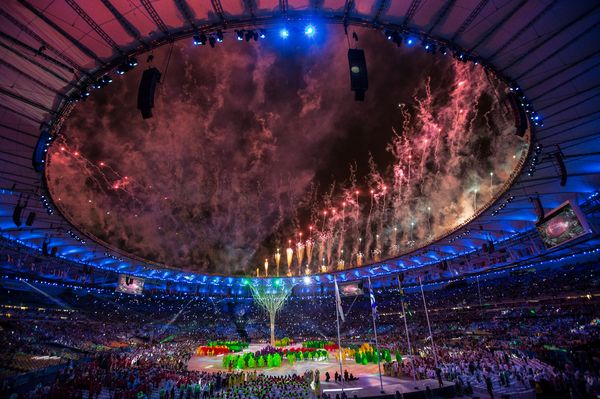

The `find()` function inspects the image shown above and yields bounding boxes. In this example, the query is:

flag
[397,275,405,298]
[334,276,345,322]
[369,288,378,319]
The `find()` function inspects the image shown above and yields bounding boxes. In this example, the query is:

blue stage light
[304,24,316,37]
[279,28,289,39]
[193,34,207,46]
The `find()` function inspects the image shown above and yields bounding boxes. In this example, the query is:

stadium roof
[1,0,599,284]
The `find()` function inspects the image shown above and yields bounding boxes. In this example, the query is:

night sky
[47,26,524,275]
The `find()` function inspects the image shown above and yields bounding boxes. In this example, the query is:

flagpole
[368,276,385,394]
[397,275,416,384]
[476,275,482,306]
[333,276,344,393]
[418,276,438,368]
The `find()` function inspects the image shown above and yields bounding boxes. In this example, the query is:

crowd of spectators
[214,373,316,399]
[0,243,598,398]
[1,345,320,399]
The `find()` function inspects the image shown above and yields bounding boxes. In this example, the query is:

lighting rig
[527,143,543,177]
[491,195,515,216]
[40,194,55,215]
[66,229,86,244]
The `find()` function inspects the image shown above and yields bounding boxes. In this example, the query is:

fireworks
[295,242,305,276]
[305,239,313,269]
[47,27,523,274]
[286,246,293,277]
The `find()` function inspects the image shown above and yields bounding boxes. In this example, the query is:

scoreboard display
[536,201,591,249]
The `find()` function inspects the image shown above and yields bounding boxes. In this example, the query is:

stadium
[0,1,599,398]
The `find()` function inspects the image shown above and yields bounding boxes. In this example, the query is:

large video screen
[339,282,364,296]
[536,201,591,249]
[116,274,145,295]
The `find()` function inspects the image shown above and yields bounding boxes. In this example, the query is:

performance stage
[187,344,455,398]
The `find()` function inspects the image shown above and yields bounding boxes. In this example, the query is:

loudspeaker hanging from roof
[348,49,368,101]
[12,195,27,227]
[530,195,544,222]
[137,67,162,119]
[553,152,568,187]
[25,212,36,226]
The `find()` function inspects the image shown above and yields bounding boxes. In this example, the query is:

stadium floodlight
[304,24,316,37]
[92,75,112,89]
[193,34,207,45]
[116,57,138,75]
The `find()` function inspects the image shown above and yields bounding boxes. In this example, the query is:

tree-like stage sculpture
[248,281,293,346]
